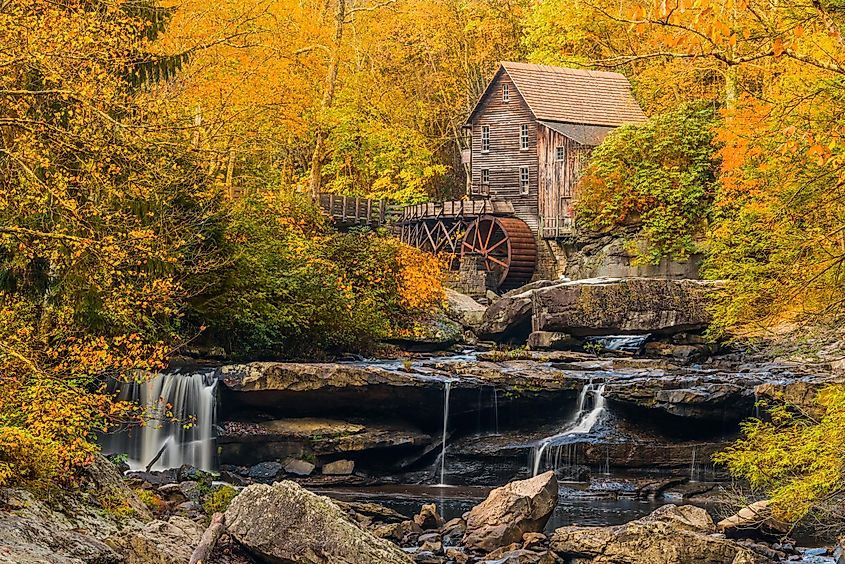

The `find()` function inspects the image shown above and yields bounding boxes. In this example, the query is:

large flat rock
[533,278,718,336]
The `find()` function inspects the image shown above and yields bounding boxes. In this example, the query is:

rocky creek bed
[5,278,844,563]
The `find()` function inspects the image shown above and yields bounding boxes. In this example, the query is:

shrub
[190,189,445,356]
[576,105,719,264]
[202,485,238,514]
[715,385,845,528]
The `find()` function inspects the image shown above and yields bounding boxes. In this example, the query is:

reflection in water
[321,484,669,530]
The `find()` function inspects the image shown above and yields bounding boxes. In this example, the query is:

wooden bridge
[317,193,400,228]
[317,193,538,291]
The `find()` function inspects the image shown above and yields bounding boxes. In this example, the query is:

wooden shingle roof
[469,61,647,128]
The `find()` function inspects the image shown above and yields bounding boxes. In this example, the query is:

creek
[101,348,816,530]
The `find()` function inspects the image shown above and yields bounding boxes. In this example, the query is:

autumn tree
[0,0,226,486]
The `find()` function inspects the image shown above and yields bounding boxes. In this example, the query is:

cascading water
[101,370,218,472]
[438,380,453,486]
[531,383,606,477]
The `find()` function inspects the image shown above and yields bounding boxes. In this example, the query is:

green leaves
[576,104,719,264]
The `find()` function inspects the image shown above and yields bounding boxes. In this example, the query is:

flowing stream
[531,383,606,477]
[102,370,218,471]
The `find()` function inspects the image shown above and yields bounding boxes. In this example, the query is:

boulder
[478,288,534,341]
[105,516,204,564]
[550,504,776,563]
[533,278,717,337]
[283,457,316,476]
[444,288,486,330]
[527,331,580,350]
[226,481,413,563]
[248,461,283,481]
[323,459,355,475]
[386,314,464,352]
[463,471,559,551]
[414,503,444,530]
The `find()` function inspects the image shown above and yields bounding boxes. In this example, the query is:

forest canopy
[1,0,845,504]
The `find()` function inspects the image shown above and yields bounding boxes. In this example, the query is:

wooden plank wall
[470,72,540,231]
[537,125,590,237]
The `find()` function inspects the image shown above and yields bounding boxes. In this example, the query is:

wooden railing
[397,199,514,223]
[318,193,400,227]
[539,216,575,239]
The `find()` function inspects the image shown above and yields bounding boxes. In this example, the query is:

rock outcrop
[551,504,776,563]
[225,480,412,563]
[463,471,559,551]
[478,277,718,342]
[219,417,431,466]
[532,278,716,336]
[0,494,122,564]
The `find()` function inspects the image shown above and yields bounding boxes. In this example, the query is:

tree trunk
[189,512,226,564]
[309,0,346,200]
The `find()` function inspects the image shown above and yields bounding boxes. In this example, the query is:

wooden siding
[469,72,540,231]
[537,124,591,237]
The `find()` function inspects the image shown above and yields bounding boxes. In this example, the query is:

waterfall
[102,370,218,472]
[531,383,606,477]
[438,380,453,486]
[689,446,697,482]
[492,387,499,435]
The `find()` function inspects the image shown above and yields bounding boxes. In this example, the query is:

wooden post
[366,199,372,225]
[342,195,347,222]
[329,194,335,219]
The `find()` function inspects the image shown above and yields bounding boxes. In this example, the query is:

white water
[531,383,606,477]
[438,380,453,485]
[102,371,218,471]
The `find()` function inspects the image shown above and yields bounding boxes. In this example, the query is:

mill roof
[468,61,647,130]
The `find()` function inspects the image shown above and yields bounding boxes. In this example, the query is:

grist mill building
[366,62,668,294]
[463,61,647,240]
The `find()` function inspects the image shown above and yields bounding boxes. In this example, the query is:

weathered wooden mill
[320,61,647,293]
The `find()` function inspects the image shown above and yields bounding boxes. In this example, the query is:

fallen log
[189,512,226,564]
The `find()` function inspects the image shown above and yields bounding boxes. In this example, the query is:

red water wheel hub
[461,215,537,291]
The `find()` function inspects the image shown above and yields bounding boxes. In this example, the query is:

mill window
[481,168,490,185]
[519,166,529,195]
[481,125,490,152]
[556,146,565,161]
[502,83,510,103]
[520,124,529,150]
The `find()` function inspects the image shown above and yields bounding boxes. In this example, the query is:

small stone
[178,481,202,503]
[522,531,547,549]
[418,532,441,543]
[414,504,444,530]
[177,464,210,485]
[322,459,355,475]
[157,483,188,504]
[445,547,469,564]
[412,550,441,563]
[283,457,316,476]
[419,540,442,553]
[219,470,249,486]
[248,461,283,481]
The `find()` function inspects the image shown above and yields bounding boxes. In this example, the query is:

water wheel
[461,215,537,291]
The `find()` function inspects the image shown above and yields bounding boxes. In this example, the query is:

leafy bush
[576,105,719,264]
[202,485,238,514]
[188,189,445,356]
[715,385,845,528]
